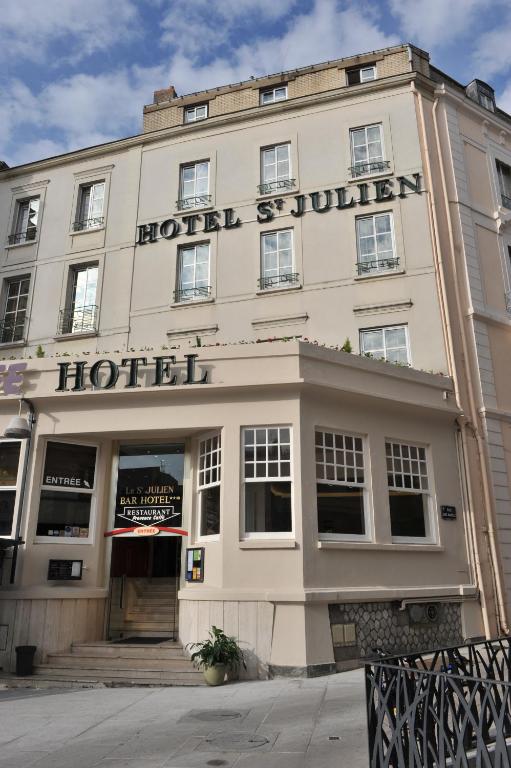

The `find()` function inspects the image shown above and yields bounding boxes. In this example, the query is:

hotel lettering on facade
[0,43,510,678]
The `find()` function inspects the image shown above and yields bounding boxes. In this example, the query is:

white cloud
[472,18,511,79]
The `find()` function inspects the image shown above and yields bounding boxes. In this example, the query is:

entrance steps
[109,577,178,637]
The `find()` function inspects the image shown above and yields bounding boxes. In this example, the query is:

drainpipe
[9,397,36,584]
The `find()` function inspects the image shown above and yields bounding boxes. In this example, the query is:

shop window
[8,196,39,245]
[175,243,211,303]
[1,276,30,344]
[360,325,410,365]
[346,64,376,86]
[177,161,210,211]
[386,440,433,541]
[350,124,389,178]
[36,441,97,539]
[184,103,208,123]
[259,229,298,290]
[243,426,292,536]
[260,85,287,105]
[496,161,511,209]
[73,181,105,231]
[59,263,98,335]
[259,143,294,195]
[316,430,367,538]
[0,440,23,538]
[198,433,221,537]
[356,213,398,275]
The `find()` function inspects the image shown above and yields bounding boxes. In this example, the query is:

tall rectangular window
[243,427,292,536]
[175,243,211,302]
[178,161,210,210]
[74,181,105,231]
[9,197,39,245]
[259,144,293,194]
[260,86,287,105]
[184,104,208,123]
[496,161,511,209]
[386,441,432,541]
[360,325,410,365]
[260,229,298,290]
[356,213,397,275]
[1,277,30,344]
[198,434,221,537]
[350,125,386,177]
[316,430,367,538]
[60,264,98,334]
[0,440,22,539]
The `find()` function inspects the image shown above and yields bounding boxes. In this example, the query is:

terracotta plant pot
[203,663,227,686]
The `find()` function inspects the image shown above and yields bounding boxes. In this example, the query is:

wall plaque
[47,559,83,580]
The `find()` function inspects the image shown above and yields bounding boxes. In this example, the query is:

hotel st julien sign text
[136,174,421,244]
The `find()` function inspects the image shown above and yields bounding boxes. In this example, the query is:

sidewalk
[0,669,368,768]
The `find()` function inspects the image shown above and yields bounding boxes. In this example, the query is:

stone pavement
[0,669,368,768]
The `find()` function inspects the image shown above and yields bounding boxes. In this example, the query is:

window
[74,181,105,231]
[0,440,23,539]
[386,441,432,541]
[260,86,287,105]
[259,143,294,194]
[350,124,388,177]
[1,277,30,344]
[479,92,495,111]
[316,430,367,538]
[175,243,211,302]
[59,264,98,334]
[37,441,97,539]
[346,65,376,86]
[177,161,210,210]
[259,229,298,290]
[356,213,398,275]
[497,161,511,209]
[198,434,221,537]
[243,427,292,536]
[184,104,208,123]
[8,197,39,245]
[360,325,410,365]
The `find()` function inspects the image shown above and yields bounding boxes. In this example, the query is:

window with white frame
[1,276,30,344]
[175,243,211,302]
[243,427,292,536]
[259,143,294,194]
[9,197,39,245]
[74,181,105,231]
[386,440,432,540]
[356,213,397,275]
[316,430,367,538]
[260,86,287,105]
[178,161,210,210]
[37,441,97,538]
[346,65,376,86]
[350,124,387,177]
[60,263,99,334]
[0,440,23,538]
[497,161,511,209]
[360,325,410,365]
[198,434,221,537]
[260,229,297,290]
[184,103,208,123]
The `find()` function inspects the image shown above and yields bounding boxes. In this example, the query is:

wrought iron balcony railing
[8,228,37,245]
[173,286,211,303]
[257,178,296,195]
[176,194,212,211]
[58,304,98,335]
[501,192,511,209]
[349,159,390,178]
[0,318,24,344]
[356,256,399,275]
[258,272,300,290]
[72,216,105,232]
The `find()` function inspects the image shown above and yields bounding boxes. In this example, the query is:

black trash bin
[15,645,37,676]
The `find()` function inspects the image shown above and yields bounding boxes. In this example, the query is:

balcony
[356,257,399,276]
[176,194,212,212]
[7,228,37,245]
[72,216,105,232]
[349,159,390,178]
[173,286,211,303]
[258,272,300,291]
[0,319,24,345]
[58,305,98,335]
[257,178,296,195]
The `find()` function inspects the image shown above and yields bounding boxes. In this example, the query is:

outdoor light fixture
[3,398,34,439]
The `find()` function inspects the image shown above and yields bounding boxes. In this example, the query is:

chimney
[153,86,177,105]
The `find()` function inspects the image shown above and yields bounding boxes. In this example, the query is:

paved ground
[0,669,368,768]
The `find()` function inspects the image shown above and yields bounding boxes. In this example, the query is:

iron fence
[366,637,511,767]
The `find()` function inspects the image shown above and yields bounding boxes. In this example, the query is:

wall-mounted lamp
[3,397,35,439]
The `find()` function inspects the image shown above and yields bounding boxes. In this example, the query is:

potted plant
[187,625,246,686]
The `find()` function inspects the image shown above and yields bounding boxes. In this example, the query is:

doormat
[112,637,172,644]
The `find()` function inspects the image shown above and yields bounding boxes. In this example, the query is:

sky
[2,0,511,168]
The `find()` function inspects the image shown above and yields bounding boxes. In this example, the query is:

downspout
[10,397,36,584]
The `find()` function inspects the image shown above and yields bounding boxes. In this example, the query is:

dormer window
[260,86,287,105]
[466,79,495,112]
[346,64,376,86]
[184,104,208,123]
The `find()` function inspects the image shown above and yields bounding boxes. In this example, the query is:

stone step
[126,613,176,622]
[70,642,185,659]
[46,654,194,671]
[117,621,178,631]
[0,673,203,689]
[35,665,203,683]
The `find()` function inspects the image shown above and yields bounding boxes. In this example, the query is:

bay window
[243,427,292,536]
[386,440,433,541]
[198,433,221,537]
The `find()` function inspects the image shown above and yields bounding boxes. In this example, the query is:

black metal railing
[357,257,399,275]
[173,286,211,303]
[58,304,98,335]
[8,228,37,245]
[176,194,212,211]
[257,178,296,195]
[502,193,511,209]
[258,272,300,290]
[366,637,511,767]
[350,160,390,178]
[72,216,104,231]
[0,319,24,344]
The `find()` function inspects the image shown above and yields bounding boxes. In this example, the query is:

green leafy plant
[187,626,246,671]
[341,337,352,353]
[35,345,45,358]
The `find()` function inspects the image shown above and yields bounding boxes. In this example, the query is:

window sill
[354,269,405,282]
[5,240,38,250]
[54,330,98,341]
[239,539,297,549]
[0,340,25,350]
[317,541,443,552]
[34,536,92,545]
[256,284,302,297]
[69,226,105,236]
[170,297,215,309]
